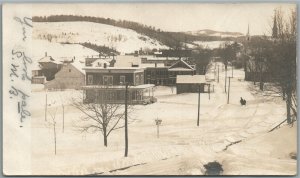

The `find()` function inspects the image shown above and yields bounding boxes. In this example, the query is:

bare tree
[271,8,297,124]
[46,108,58,155]
[72,95,129,147]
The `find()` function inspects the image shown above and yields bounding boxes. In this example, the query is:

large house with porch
[82,59,155,105]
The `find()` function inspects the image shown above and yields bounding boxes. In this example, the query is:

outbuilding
[176,75,207,94]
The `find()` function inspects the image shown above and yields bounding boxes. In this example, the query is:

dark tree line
[79,42,120,56]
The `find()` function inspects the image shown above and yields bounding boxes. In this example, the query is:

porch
[82,84,156,105]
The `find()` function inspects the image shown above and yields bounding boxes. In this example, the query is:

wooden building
[45,60,85,90]
[82,64,155,105]
[176,75,207,94]
[168,59,196,85]
[142,59,196,86]
[38,54,62,81]
[32,61,45,84]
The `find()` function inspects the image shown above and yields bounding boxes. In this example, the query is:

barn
[176,75,207,94]
[45,60,85,90]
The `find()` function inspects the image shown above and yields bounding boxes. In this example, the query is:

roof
[114,55,141,67]
[39,56,61,64]
[168,67,194,71]
[176,75,206,84]
[91,59,110,67]
[169,59,195,70]
[140,63,165,68]
[70,60,85,74]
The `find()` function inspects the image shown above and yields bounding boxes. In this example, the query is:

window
[103,76,113,85]
[87,75,93,85]
[120,76,126,84]
[135,75,140,85]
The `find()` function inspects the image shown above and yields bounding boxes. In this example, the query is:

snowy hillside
[32,39,99,61]
[33,22,168,54]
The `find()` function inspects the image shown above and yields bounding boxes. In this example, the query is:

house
[82,58,155,105]
[38,53,62,81]
[45,59,85,90]
[176,75,207,94]
[141,58,196,86]
[142,63,169,85]
[31,61,46,84]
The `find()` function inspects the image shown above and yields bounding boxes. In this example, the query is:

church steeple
[246,24,250,41]
[272,10,278,38]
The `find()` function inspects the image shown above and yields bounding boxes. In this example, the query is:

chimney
[155,63,157,68]
[45,52,47,57]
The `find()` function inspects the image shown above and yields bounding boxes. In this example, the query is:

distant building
[176,75,207,94]
[45,60,85,90]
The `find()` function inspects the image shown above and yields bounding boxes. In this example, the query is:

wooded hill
[33,15,244,49]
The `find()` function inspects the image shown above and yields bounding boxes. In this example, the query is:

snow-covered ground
[33,22,168,54]
[32,39,99,61]
[30,63,297,175]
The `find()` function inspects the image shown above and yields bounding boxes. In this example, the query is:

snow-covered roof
[176,75,206,84]
[140,63,165,68]
[39,56,62,64]
[70,60,85,74]
[169,59,195,70]
[169,67,194,71]
[114,55,141,67]
[91,59,110,67]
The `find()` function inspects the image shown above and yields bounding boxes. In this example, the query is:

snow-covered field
[30,63,297,175]
[32,39,99,61]
[33,22,168,54]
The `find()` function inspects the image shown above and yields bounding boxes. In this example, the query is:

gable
[55,64,85,78]
[169,59,194,70]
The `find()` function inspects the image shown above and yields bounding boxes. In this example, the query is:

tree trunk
[259,71,264,91]
[286,83,292,124]
[282,85,286,100]
[103,128,108,147]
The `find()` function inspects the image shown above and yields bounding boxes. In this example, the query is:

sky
[32,3,296,35]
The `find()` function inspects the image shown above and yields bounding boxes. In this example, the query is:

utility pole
[217,65,219,83]
[197,84,201,126]
[62,104,64,133]
[124,83,128,157]
[208,84,210,100]
[227,77,232,104]
[225,65,227,93]
[45,93,47,121]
